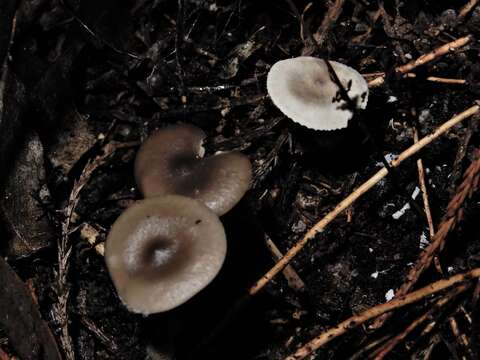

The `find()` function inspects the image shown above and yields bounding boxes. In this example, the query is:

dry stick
[368,35,472,87]
[302,0,345,55]
[265,235,305,292]
[424,76,466,85]
[414,127,436,239]
[284,268,480,360]
[364,72,466,85]
[352,8,382,44]
[371,284,468,360]
[370,148,480,330]
[348,334,393,360]
[413,123,441,275]
[448,316,473,358]
[312,0,345,46]
[458,0,480,20]
[470,279,480,357]
[422,334,442,360]
[248,104,480,296]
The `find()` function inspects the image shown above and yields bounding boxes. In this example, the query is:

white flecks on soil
[385,289,395,301]
[419,109,431,123]
[392,187,420,219]
[419,231,430,249]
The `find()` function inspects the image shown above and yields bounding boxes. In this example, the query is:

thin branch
[424,76,466,84]
[265,235,305,292]
[371,285,468,360]
[312,0,345,46]
[368,35,472,87]
[363,72,466,85]
[285,268,480,360]
[448,315,473,358]
[414,127,435,238]
[248,104,480,296]
[458,0,479,21]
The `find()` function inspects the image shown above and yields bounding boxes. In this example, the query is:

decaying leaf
[0,69,26,173]
[1,131,53,258]
[0,256,61,360]
[46,109,97,174]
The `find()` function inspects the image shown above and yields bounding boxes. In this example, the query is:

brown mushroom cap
[105,195,226,314]
[134,124,252,215]
[267,57,369,131]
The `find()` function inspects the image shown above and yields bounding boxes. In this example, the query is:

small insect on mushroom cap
[267,56,368,131]
[105,195,227,314]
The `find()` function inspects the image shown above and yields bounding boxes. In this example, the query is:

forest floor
[1,0,480,359]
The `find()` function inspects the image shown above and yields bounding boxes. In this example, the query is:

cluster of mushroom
[105,57,366,315]
[105,125,252,315]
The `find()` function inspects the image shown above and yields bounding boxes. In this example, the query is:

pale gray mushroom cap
[134,124,252,216]
[267,57,369,131]
[105,195,227,314]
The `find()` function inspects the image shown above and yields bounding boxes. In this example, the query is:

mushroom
[105,195,227,314]
[134,124,252,215]
[266,56,368,131]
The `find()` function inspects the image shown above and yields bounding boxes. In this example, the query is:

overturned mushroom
[134,124,252,215]
[105,195,226,314]
[267,56,368,131]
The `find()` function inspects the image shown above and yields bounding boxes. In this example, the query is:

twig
[265,235,305,292]
[312,0,345,47]
[414,127,435,238]
[396,35,471,73]
[363,72,466,85]
[471,279,480,357]
[422,333,442,360]
[300,3,314,46]
[370,148,480,329]
[448,315,473,358]
[439,334,462,359]
[248,104,479,296]
[284,268,480,360]
[424,76,466,84]
[80,317,119,353]
[449,115,478,193]
[371,284,468,360]
[348,334,393,360]
[51,141,138,360]
[458,0,479,21]
[368,35,472,87]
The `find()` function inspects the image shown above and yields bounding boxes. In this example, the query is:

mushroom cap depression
[134,124,252,216]
[105,195,227,314]
[267,56,368,131]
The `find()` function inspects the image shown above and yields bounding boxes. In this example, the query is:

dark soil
[0,1,479,360]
